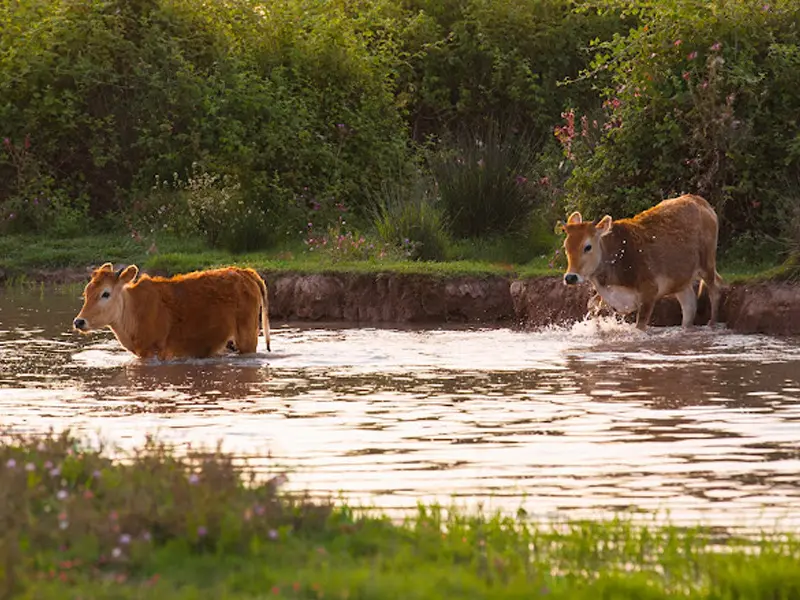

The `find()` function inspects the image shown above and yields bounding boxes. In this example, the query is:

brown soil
[5,268,800,336]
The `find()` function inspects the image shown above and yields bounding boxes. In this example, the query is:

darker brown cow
[73,263,271,359]
[561,194,721,330]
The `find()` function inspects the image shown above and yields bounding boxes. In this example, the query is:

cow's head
[73,262,139,333]
[560,211,613,285]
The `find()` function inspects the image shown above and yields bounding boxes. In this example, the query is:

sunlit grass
[0,233,555,280]
[1,432,799,599]
[0,233,787,284]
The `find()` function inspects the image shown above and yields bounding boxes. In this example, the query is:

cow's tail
[697,271,723,298]
[253,271,271,352]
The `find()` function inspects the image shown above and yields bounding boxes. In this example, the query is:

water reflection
[1,287,800,527]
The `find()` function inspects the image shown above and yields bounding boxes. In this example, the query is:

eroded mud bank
[266,272,800,336]
[5,267,799,335]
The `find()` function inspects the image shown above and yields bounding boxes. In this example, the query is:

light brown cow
[73,263,271,359]
[561,194,721,330]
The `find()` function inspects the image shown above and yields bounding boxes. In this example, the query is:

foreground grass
[0,233,792,283]
[1,432,799,599]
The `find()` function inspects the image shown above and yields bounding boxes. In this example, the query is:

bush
[395,0,629,140]
[429,121,545,238]
[0,0,410,239]
[562,0,800,247]
[0,136,89,236]
[371,177,450,261]
[4,0,798,260]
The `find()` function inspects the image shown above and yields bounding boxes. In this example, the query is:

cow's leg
[675,285,698,328]
[587,293,603,318]
[635,298,656,330]
[634,282,660,330]
[235,317,259,355]
[705,273,721,326]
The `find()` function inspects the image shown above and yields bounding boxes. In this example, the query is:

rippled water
[2,286,800,527]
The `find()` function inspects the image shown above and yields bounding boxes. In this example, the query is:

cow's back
[157,268,262,357]
[626,194,718,282]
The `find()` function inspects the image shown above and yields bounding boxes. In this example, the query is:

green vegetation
[0,233,556,280]
[0,431,798,599]
[1,0,798,280]
[0,230,782,284]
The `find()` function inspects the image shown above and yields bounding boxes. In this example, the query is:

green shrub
[0,136,89,236]
[395,0,629,140]
[429,121,544,238]
[371,177,450,261]
[562,0,800,247]
[0,0,410,239]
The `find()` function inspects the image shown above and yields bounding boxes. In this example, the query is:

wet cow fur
[73,263,271,359]
[561,194,722,330]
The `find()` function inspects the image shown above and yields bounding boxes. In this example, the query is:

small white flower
[119,534,131,545]
[57,490,68,501]
[25,462,35,472]
[112,547,122,558]
[6,458,16,468]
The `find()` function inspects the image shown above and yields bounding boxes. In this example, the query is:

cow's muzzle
[73,317,89,331]
[563,273,580,285]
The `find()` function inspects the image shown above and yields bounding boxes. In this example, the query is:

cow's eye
[583,243,592,253]
[101,290,110,299]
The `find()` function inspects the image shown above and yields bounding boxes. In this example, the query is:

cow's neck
[591,223,639,289]
[107,287,140,355]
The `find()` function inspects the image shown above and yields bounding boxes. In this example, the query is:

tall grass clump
[371,177,450,261]
[429,121,544,239]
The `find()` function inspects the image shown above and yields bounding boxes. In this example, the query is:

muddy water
[2,286,800,528]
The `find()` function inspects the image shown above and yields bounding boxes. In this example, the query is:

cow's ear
[118,265,139,285]
[596,215,613,236]
[97,262,114,273]
[566,211,582,225]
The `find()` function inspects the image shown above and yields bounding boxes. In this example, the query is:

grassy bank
[0,233,788,285]
[1,431,799,599]
[0,233,558,281]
